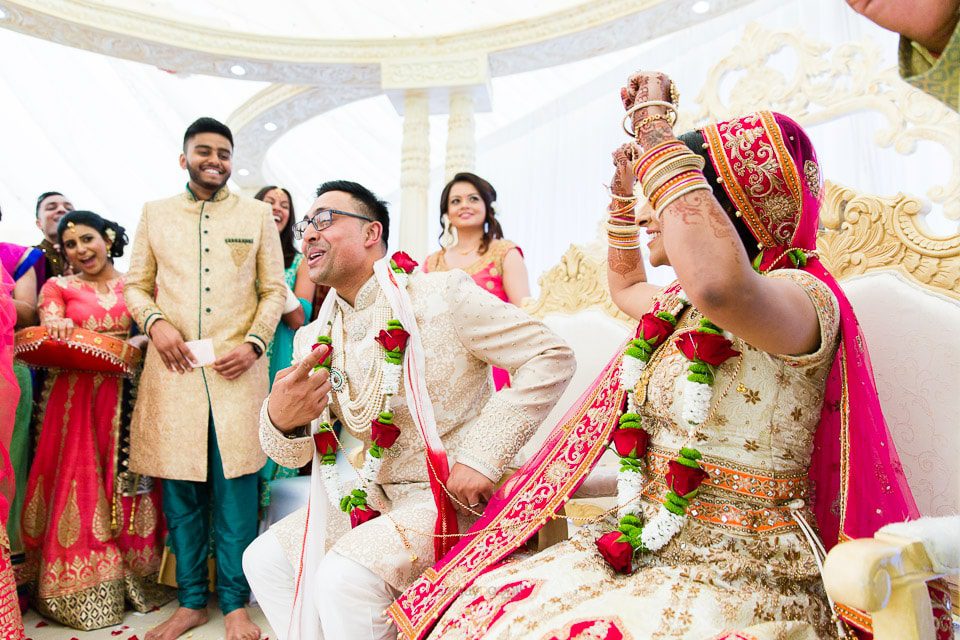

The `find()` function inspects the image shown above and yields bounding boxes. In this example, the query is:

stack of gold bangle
[634,140,711,218]
[606,196,640,250]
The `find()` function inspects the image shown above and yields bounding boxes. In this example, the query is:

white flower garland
[314,260,414,513]
[605,286,737,565]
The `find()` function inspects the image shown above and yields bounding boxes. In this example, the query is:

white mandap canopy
[0,0,955,287]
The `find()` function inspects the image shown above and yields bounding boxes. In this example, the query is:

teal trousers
[161,415,258,614]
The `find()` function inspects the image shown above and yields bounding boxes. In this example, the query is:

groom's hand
[267,345,332,433]
[447,463,495,516]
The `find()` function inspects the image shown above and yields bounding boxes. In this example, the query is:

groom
[243,180,575,639]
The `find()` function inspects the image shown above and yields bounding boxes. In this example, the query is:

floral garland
[598,291,740,573]
[312,252,418,528]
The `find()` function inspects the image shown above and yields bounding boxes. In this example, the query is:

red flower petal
[638,313,675,346]
[596,531,635,574]
[371,420,401,449]
[313,430,338,457]
[611,428,649,458]
[350,506,381,528]
[391,251,419,273]
[675,332,740,366]
[665,459,709,497]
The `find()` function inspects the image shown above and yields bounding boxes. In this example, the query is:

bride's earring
[439,214,459,249]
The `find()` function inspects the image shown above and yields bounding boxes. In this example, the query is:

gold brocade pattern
[133,494,158,538]
[56,481,82,549]
[92,491,111,543]
[37,546,124,597]
[125,188,285,481]
[23,476,46,539]
[803,161,820,198]
[34,578,126,631]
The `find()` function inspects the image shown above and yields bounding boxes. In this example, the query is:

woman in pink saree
[424,172,530,390]
[389,73,947,639]
[1,260,26,640]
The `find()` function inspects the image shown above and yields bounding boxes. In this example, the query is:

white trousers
[243,528,399,640]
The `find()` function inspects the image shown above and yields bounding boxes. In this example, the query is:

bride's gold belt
[644,448,809,535]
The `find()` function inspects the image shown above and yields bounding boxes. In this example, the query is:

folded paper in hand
[185,339,216,367]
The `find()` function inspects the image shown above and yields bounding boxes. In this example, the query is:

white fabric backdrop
[0,0,954,284]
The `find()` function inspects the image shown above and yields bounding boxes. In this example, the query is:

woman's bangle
[622,100,678,137]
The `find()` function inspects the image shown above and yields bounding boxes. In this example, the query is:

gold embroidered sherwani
[125,186,286,481]
[259,270,576,590]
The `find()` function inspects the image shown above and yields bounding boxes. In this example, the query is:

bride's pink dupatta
[388,112,938,640]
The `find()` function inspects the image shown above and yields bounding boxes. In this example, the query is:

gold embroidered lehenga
[428,270,840,639]
[20,276,173,630]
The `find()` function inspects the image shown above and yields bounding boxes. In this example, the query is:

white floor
[22,600,276,640]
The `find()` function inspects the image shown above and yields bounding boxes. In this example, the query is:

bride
[388,71,933,640]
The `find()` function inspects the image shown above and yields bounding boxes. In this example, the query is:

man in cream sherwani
[125,118,286,640]
[243,180,575,640]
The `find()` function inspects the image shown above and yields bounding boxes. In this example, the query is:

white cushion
[841,272,960,517]
[515,309,631,465]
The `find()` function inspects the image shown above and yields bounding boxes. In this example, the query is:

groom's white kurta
[248,269,575,637]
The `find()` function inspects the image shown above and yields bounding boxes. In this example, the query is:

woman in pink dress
[424,172,531,389]
[1,257,26,640]
[21,211,173,630]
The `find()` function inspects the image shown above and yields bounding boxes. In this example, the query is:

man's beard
[188,163,229,190]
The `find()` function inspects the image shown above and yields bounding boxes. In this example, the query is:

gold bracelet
[622,100,678,137]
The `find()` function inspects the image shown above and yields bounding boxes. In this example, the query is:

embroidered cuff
[459,396,540,482]
[258,399,313,469]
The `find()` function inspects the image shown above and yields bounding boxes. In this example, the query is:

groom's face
[300,190,370,288]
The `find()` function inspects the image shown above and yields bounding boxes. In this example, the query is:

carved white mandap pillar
[398,89,431,258]
[445,88,476,181]
[382,54,490,257]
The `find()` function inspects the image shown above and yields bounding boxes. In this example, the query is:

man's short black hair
[315,180,390,248]
[35,191,64,217]
[183,117,234,150]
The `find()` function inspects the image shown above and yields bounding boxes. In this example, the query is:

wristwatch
[250,342,263,358]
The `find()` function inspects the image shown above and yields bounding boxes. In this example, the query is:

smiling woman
[424,172,530,390]
[22,209,174,630]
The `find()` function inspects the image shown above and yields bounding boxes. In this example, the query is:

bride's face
[635,202,668,267]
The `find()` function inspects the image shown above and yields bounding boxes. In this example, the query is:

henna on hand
[610,143,639,198]
[662,190,737,241]
[608,248,644,277]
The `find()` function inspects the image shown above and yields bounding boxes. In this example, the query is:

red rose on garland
[390,251,418,274]
[596,531,635,574]
[371,419,401,449]
[611,427,649,458]
[313,429,338,457]
[375,328,410,353]
[666,459,709,497]
[675,332,739,367]
[638,312,675,346]
[350,505,382,528]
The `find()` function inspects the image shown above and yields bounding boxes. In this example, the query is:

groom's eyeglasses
[293,208,374,239]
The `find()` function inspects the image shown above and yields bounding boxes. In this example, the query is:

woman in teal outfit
[254,186,316,511]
